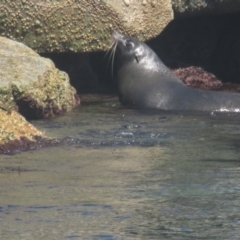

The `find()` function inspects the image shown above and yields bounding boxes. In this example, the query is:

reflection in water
[0,94,240,239]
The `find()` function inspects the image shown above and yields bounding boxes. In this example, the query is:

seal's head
[111,30,161,71]
[112,30,147,63]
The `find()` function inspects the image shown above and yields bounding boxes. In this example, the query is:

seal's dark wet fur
[111,30,240,112]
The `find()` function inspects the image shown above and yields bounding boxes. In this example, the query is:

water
[0,94,240,239]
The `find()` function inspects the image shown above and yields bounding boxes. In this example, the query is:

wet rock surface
[0,109,44,154]
[0,37,80,119]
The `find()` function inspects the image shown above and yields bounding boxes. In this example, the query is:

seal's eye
[125,40,134,48]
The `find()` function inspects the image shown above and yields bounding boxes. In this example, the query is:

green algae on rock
[172,0,240,17]
[0,36,80,119]
[0,0,173,53]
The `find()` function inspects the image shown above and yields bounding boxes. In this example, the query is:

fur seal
[111,30,240,112]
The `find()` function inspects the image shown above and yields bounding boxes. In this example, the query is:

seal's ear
[135,53,140,63]
[134,47,142,63]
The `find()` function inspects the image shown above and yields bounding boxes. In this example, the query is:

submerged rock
[0,108,44,154]
[0,37,80,119]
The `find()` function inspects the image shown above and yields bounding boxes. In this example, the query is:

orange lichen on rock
[0,108,44,153]
[0,109,42,143]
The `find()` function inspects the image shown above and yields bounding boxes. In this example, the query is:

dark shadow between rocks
[41,52,117,94]
[147,12,240,85]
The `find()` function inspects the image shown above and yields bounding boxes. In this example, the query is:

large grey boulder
[0,0,173,53]
[0,36,80,119]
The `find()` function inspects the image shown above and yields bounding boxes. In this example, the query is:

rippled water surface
[1,94,240,239]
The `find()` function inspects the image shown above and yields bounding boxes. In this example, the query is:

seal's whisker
[108,40,117,63]
[106,39,117,78]
[104,40,115,59]
[106,41,115,72]
[105,39,116,66]
[110,40,118,78]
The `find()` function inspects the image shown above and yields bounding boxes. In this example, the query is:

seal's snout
[112,30,124,41]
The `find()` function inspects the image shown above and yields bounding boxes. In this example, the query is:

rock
[173,66,223,90]
[0,0,173,53]
[217,83,240,93]
[0,37,80,119]
[173,66,240,93]
[0,108,44,154]
[172,0,240,17]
